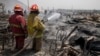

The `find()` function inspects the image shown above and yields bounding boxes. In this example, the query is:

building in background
[0,0,28,14]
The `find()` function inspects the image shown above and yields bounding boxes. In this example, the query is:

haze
[19,0,100,10]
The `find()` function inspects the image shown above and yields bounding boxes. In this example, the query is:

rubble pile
[43,10,100,56]
[0,10,100,56]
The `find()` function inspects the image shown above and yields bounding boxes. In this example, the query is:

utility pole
[27,0,29,14]
[27,0,29,10]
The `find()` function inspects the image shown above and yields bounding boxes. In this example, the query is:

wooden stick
[61,26,78,49]
[69,46,81,54]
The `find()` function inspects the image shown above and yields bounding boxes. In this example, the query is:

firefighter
[8,4,27,51]
[27,4,45,53]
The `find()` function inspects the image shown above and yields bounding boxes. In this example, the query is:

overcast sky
[18,0,100,10]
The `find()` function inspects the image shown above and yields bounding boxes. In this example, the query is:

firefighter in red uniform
[8,4,27,50]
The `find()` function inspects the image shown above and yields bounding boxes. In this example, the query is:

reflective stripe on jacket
[10,24,21,28]
[14,33,25,36]
[9,14,26,34]
[27,14,45,38]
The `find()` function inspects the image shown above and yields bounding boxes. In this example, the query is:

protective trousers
[15,36,25,50]
[32,38,42,52]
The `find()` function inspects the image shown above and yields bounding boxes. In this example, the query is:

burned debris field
[0,9,100,56]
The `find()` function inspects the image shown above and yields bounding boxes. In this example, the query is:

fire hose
[12,31,37,56]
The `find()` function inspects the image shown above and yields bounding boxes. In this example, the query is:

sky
[3,0,99,10]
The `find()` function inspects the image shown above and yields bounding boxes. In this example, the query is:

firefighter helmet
[30,4,39,11]
[14,4,23,11]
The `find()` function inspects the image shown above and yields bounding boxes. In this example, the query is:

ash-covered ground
[0,9,100,56]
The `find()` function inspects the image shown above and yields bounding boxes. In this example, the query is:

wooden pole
[27,0,29,11]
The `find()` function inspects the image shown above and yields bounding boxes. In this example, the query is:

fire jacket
[27,14,45,38]
[9,14,27,36]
